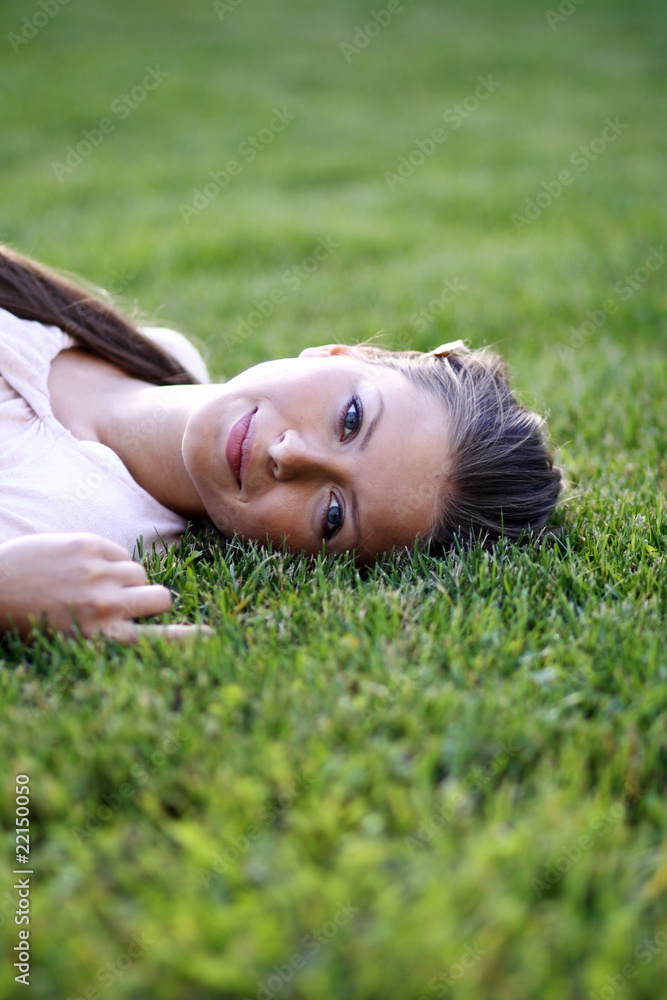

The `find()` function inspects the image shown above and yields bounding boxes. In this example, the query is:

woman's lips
[225,408,257,488]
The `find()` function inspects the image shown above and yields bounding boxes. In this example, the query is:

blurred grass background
[0,0,666,997]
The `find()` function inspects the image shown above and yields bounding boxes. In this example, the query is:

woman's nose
[269,430,331,481]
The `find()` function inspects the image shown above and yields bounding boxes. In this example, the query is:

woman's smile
[226,408,258,489]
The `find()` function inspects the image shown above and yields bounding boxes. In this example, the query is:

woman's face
[182,346,449,561]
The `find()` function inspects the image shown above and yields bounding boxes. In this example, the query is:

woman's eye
[320,396,360,540]
[323,493,343,540]
[341,396,362,439]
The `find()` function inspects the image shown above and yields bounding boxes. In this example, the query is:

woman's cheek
[238,488,315,550]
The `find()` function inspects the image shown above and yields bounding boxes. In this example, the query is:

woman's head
[0,246,562,560]
[181,341,561,561]
[182,347,448,560]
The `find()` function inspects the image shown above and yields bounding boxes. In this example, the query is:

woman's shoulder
[0,304,75,351]
[138,326,210,384]
[0,306,74,417]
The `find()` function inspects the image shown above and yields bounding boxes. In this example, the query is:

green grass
[0,0,666,996]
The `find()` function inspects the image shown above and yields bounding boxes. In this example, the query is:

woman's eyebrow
[328,392,384,552]
[358,392,384,452]
[347,392,385,549]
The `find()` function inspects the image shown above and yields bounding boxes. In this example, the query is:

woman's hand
[0,532,212,644]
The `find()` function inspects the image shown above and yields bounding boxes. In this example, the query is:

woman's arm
[0,533,211,643]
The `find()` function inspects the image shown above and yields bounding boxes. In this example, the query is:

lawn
[0,0,666,997]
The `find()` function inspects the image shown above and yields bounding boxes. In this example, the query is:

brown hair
[364,346,562,550]
[0,245,199,386]
[0,245,561,552]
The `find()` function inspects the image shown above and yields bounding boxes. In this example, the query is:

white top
[0,306,210,557]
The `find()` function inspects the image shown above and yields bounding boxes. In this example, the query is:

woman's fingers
[0,532,212,643]
[112,560,149,587]
[100,620,214,645]
[135,623,214,641]
[117,584,174,620]
[70,533,134,562]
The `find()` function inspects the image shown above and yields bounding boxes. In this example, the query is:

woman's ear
[298,343,381,359]
[298,344,353,359]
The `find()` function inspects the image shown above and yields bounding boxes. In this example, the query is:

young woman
[0,245,562,643]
